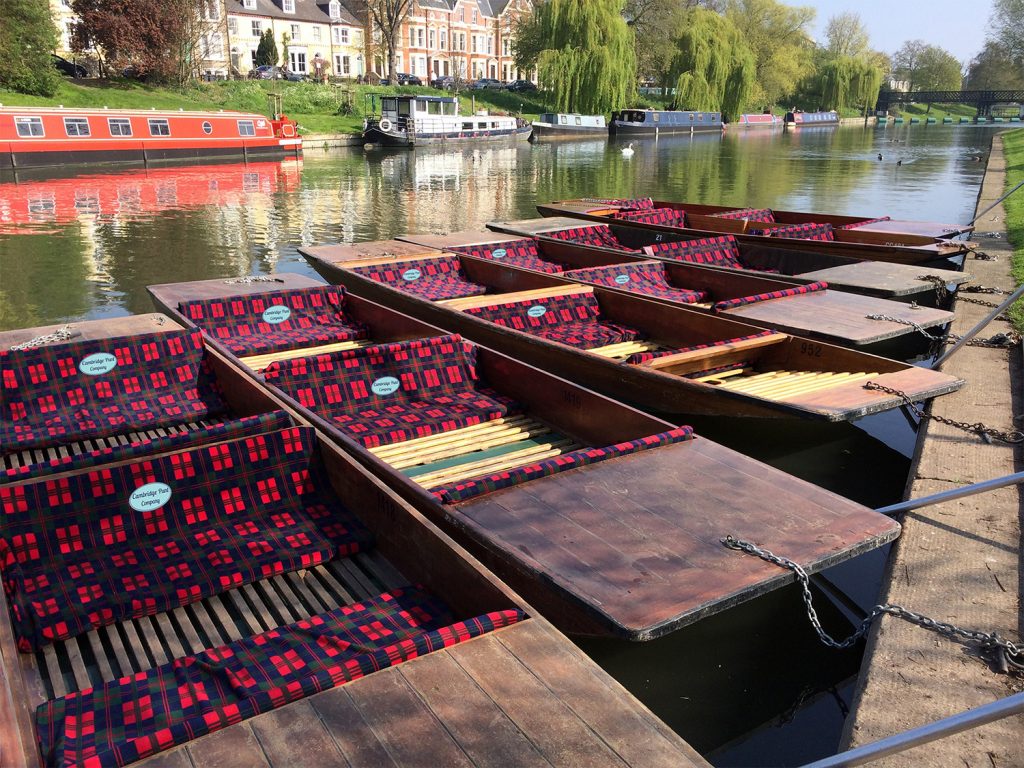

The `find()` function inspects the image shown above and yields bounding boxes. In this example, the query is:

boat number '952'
[799,342,823,357]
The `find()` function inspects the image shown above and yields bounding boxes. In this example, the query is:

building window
[64,117,90,136]
[228,17,237,35]
[238,119,256,136]
[342,55,351,75]
[289,50,306,72]
[313,26,321,41]
[440,30,446,49]
[251,20,262,36]
[148,118,171,136]
[409,27,415,47]
[108,117,132,136]
[428,29,435,49]
[283,0,295,12]
[472,9,477,22]
[250,49,258,67]
[203,0,220,20]
[471,35,476,53]
[243,0,256,8]
[14,116,44,137]
[502,38,508,56]
[417,28,424,47]
[487,36,493,54]
[339,27,349,44]
[291,24,300,39]
[329,0,340,18]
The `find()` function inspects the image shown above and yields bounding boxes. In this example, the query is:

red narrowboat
[0,107,302,169]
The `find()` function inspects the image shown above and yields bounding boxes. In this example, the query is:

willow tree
[819,56,882,113]
[669,8,754,120]
[533,0,636,114]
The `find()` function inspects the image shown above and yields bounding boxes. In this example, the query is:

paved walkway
[843,134,1024,765]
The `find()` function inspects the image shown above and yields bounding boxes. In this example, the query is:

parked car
[52,54,87,78]
[471,78,502,89]
[249,65,283,80]
[430,75,456,90]
[283,69,306,82]
[383,72,422,86]
[506,79,538,92]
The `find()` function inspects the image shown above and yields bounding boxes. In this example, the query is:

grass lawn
[894,103,978,122]
[1000,130,1024,330]
[0,78,551,136]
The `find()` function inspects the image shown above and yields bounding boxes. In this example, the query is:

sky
[806,0,993,62]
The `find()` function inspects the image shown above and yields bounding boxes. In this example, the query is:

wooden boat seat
[351,254,489,301]
[711,281,830,312]
[613,207,688,227]
[748,222,836,241]
[563,262,708,304]
[579,196,655,210]
[544,224,641,251]
[238,339,372,372]
[708,207,776,223]
[449,238,566,274]
[705,368,881,400]
[642,235,747,269]
[178,286,369,357]
[640,331,789,376]
[838,216,892,230]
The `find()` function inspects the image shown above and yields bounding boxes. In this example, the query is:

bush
[0,0,62,97]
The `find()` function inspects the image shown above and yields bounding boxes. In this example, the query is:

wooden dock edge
[840,134,1024,765]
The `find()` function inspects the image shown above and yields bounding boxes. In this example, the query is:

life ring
[379,118,393,132]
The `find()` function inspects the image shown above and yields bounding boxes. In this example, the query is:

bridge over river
[878,89,1024,115]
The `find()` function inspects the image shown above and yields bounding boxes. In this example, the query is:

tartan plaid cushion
[0,426,371,651]
[434,427,694,503]
[613,208,687,227]
[544,225,639,251]
[37,587,525,768]
[713,282,829,312]
[463,292,643,350]
[563,263,707,304]
[2,411,293,484]
[644,236,746,269]
[178,287,368,356]
[710,207,776,223]
[1,330,225,452]
[353,256,487,300]
[263,335,517,449]
[450,239,564,274]
[580,197,654,210]
[749,222,835,241]
[627,330,776,365]
[839,216,892,229]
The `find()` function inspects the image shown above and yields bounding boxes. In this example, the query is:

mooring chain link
[864,381,1024,444]
[8,325,74,351]
[720,535,1024,671]
[962,285,1012,296]
[222,276,284,284]
[968,248,997,261]
[916,275,950,303]
[865,314,1022,349]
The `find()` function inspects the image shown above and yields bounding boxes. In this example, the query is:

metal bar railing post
[875,471,1024,516]
[967,178,1024,226]
[931,282,1024,368]
[801,691,1024,768]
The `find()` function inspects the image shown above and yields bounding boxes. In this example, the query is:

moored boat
[609,108,724,135]
[784,110,840,126]
[530,112,607,140]
[734,113,784,128]
[362,94,531,147]
[0,107,301,170]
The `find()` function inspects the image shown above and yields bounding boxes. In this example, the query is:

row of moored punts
[0,195,976,766]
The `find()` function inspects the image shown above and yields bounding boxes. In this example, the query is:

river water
[0,124,995,764]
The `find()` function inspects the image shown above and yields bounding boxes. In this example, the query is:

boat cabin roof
[385,94,457,104]
[0,106,263,119]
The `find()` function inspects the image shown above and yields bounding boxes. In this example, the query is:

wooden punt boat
[0,314,709,768]
[297,247,962,422]
[533,198,973,264]
[147,273,900,648]
[394,229,956,354]
[487,217,971,304]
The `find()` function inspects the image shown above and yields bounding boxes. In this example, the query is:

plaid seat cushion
[544,225,639,251]
[710,207,776,223]
[37,588,525,768]
[463,292,642,350]
[263,335,517,449]
[839,216,892,230]
[562,263,707,304]
[1,330,225,452]
[581,196,654,210]
[449,239,564,274]
[613,207,687,227]
[713,281,829,312]
[2,411,293,484]
[435,427,694,503]
[178,287,368,356]
[0,426,371,651]
[749,222,835,241]
[353,256,488,300]
[627,330,777,365]
[644,236,746,269]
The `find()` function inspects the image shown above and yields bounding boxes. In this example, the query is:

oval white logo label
[371,376,401,396]
[129,482,172,512]
[491,248,507,259]
[402,268,422,281]
[527,305,547,318]
[614,274,631,285]
[78,352,118,376]
[261,305,291,324]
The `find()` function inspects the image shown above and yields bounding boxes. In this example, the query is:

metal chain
[8,325,74,351]
[865,313,946,341]
[916,275,950,303]
[223,276,283,284]
[865,314,1021,349]
[962,285,1012,295]
[864,381,1024,443]
[721,535,1024,671]
[968,248,997,261]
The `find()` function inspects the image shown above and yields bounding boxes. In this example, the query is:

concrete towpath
[842,133,1024,765]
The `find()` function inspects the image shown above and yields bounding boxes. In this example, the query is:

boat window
[490,121,498,129]
[382,98,397,113]
[237,119,255,136]
[689,113,695,121]
[63,117,90,137]
[397,100,411,117]
[148,118,171,137]
[697,113,704,121]
[478,122,487,129]
[14,116,44,137]
[575,116,581,125]
[427,101,443,115]
[108,117,132,136]
[560,115,567,124]
[202,121,213,134]
[652,112,659,122]
[462,121,473,130]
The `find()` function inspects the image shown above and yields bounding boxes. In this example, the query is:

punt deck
[298,246,963,423]
[0,315,707,768]
[147,273,901,646]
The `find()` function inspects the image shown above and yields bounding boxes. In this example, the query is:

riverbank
[842,132,1024,764]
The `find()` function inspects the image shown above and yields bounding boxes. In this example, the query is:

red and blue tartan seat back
[449,239,564,274]
[263,335,517,448]
[1,329,225,452]
[613,207,687,227]
[713,281,829,312]
[839,216,892,230]
[749,222,835,241]
[544,224,639,251]
[178,287,368,356]
[37,588,524,767]
[581,196,654,210]
[624,330,777,365]
[562,263,707,304]
[710,207,776,223]
[352,256,488,301]
[0,426,372,651]
[644,235,745,269]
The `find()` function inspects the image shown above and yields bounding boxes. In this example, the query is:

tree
[890,39,926,90]
[532,0,636,114]
[0,0,61,96]
[255,28,278,67]
[893,40,961,91]
[965,43,1024,90]
[361,0,413,77]
[823,12,868,60]
[669,7,754,119]
[724,0,816,107]
[989,0,1024,62]
[819,56,882,113]
[624,0,688,86]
